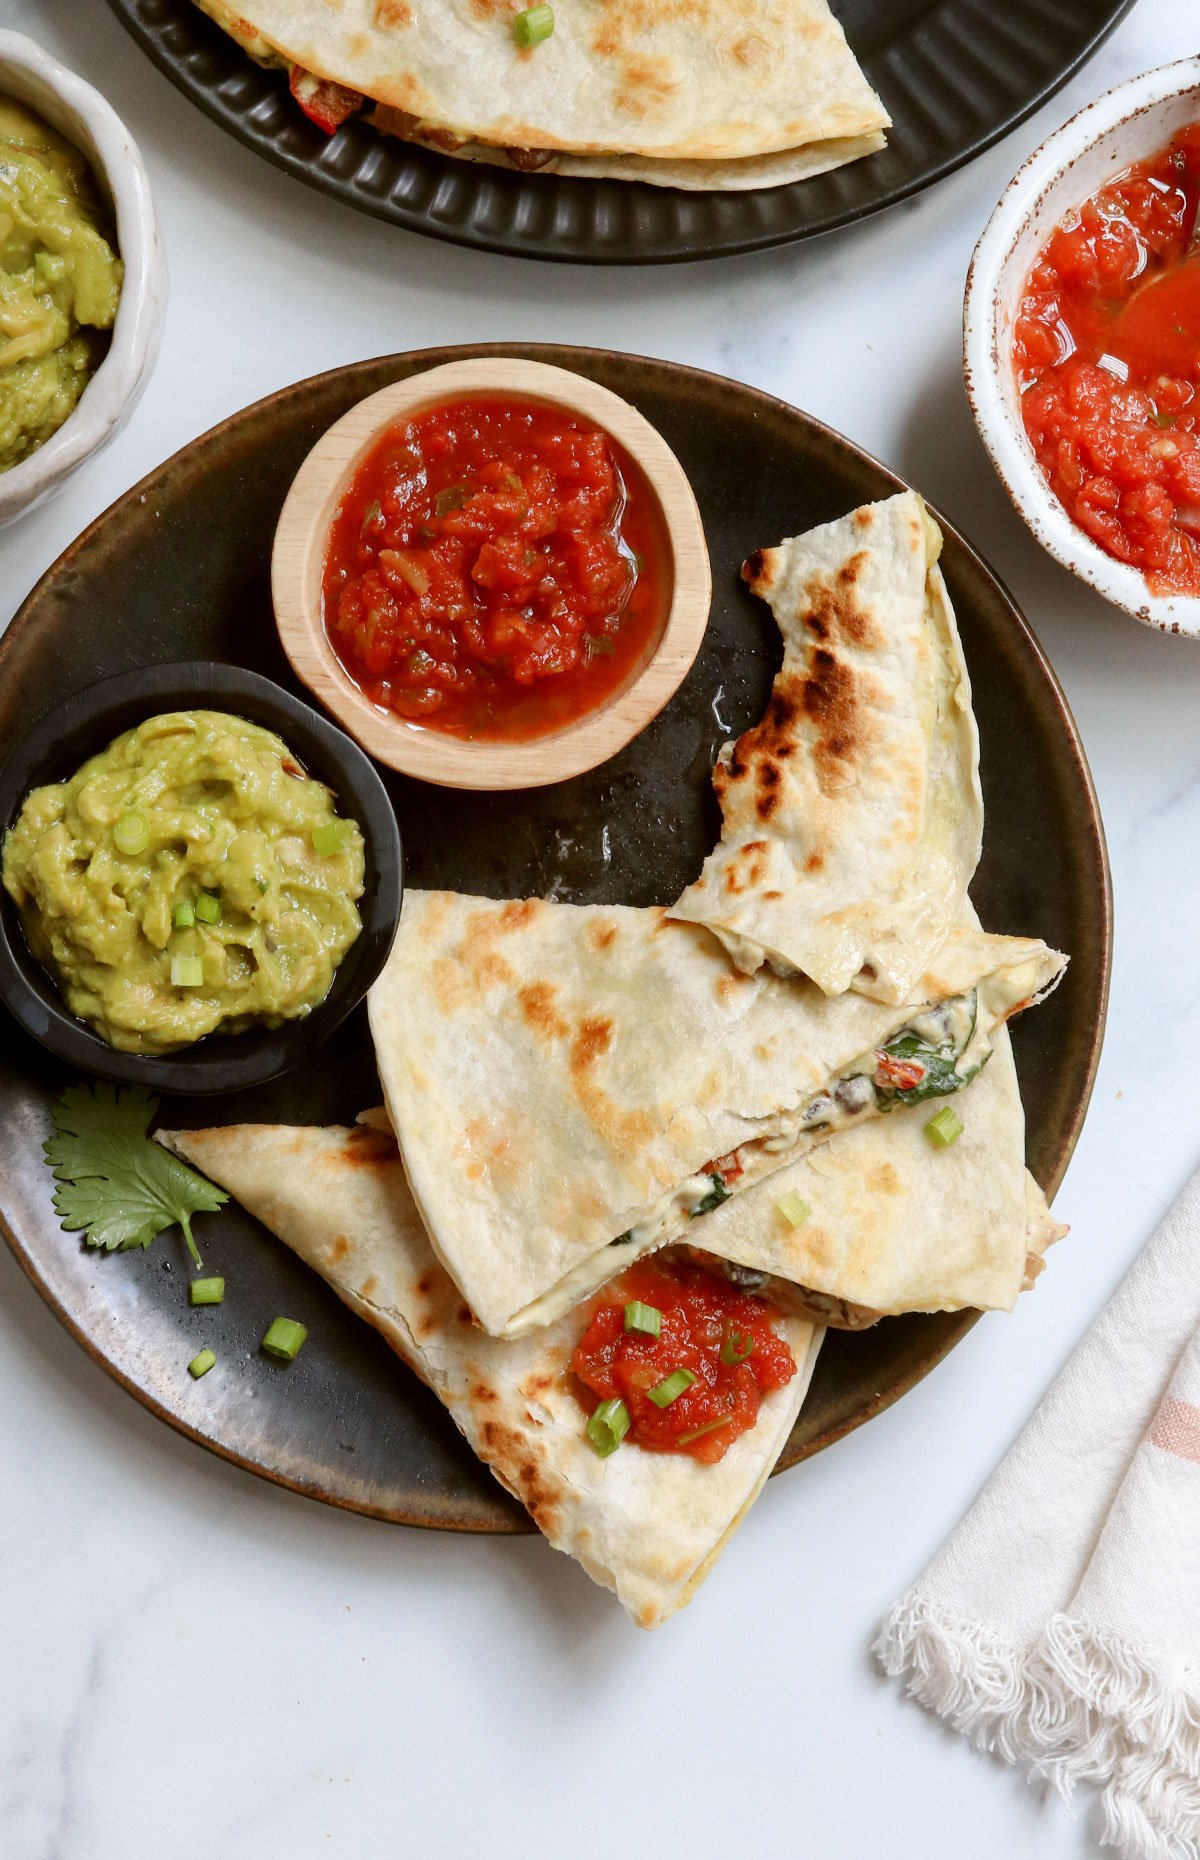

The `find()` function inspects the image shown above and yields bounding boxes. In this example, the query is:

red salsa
[571,1256,797,1466]
[322,395,669,740]
[1014,124,1200,594]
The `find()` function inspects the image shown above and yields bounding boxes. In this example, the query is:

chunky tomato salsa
[1014,124,1200,595]
[322,394,669,740]
[571,1257,797,1465]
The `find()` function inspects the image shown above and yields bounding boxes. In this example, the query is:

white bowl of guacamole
[0,31,165,524]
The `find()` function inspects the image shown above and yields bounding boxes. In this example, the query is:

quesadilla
[688,1023,1066,1327]
[158,1121,823,1628]
[369,889,1065,1337]
[193,0,889,191]
[668,493,984,1003]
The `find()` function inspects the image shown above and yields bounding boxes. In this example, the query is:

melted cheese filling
[499,960,1041,1337]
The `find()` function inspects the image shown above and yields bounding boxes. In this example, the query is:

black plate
[0,345,1111,1531]
[105,0,1136,264]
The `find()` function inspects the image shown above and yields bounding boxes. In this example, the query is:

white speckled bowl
[0,31,166,526]
[965,56,1200,638]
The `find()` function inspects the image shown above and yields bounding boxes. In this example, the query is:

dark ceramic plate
[104,0,1136,264]
[0,345,1110,1531]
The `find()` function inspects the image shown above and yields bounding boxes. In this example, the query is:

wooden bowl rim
[271,357,713,789]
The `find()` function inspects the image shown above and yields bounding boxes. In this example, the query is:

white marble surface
[1,2,1195,1855]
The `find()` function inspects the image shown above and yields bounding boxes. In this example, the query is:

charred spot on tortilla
[801,648,860,780]
[373,0,412,26]
[586,919,619,953]
[755,760,782,821]
[741,548,770,590]
[570,1015,614,1074]
[517,981,569,1041]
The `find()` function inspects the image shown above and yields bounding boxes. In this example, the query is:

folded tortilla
[668,493,984,1002]
[691,1022,1064,1326]
[158,1121,823,1628]
[370,890,1065,1337]
[194,0,889,190]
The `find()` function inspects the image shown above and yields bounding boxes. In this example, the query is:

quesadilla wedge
[370,889,1065,1338]
[686,1022,1067,1327]
[668,493,984,1002]
[193,0,889,191]
[158,1121,823,1628]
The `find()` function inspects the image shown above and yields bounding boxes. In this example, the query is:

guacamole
[2,711,367,1055]
[0,94,124,473]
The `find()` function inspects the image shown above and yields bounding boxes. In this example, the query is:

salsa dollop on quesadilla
[571,1256,798,1463]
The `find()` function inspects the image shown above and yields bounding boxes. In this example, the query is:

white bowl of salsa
[965,55,1200,637]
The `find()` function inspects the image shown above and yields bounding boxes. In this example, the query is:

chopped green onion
[624,1300,662,1337]
[678,1413,735,1446]
[434,484,470,516]
[194,891,222,925]
[776,1189,811,1227]
[113,811,150,855]
[360,498,383,537]
[648,1368,696,1408]
[512,1,554,46]
[586,1397,630,1458]
[189,1276,225,1305]
[262,1316,308,1361]
[173,900,195,929]
[720,1328,754,1366]
[170,954,204,988]
[188,1349,216,1379]
[255,875,270,894]
[311,819,351,858]
[925,1105,965,1148]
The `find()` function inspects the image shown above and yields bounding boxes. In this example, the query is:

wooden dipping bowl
[271,357,712,789]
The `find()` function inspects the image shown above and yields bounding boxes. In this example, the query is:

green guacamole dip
[2,711,367,1055]
[0,94,124,473]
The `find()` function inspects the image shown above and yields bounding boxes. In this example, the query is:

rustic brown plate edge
[0,343,1113,1527]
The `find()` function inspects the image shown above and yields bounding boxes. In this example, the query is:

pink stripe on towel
[1148,1396,1200,1467]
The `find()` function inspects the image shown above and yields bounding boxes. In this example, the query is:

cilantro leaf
[44,1083,226,1267]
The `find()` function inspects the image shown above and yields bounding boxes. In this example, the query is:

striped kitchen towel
[876,1172,1200,1860]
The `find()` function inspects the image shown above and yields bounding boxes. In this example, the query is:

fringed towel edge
[874,1596,1200,1860]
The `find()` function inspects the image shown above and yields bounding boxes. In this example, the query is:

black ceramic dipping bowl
[0,663,402,1094]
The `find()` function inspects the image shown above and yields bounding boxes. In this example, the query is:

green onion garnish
[776,1189,811,1227]
[113,811,150,855]
[586,1397,630,1458]
[925,1106,965,1148]
[677,1413,735,1446]
[189,1276,225,1305]
[188,1349,216,1379]
[512,1,554,46]
[173,900,195,929]
[170,954,204,988]
[720,1328,754,1366]
[648,1368,696,1408]
[311,820,351,858]
[262,1316,308,1361]
[194,891,222,925]
[624,1300,662,1337]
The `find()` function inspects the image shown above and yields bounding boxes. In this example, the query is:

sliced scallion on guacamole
[2,709,366,1054]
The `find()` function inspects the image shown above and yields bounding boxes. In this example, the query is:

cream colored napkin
[876,1174,1200,1860]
